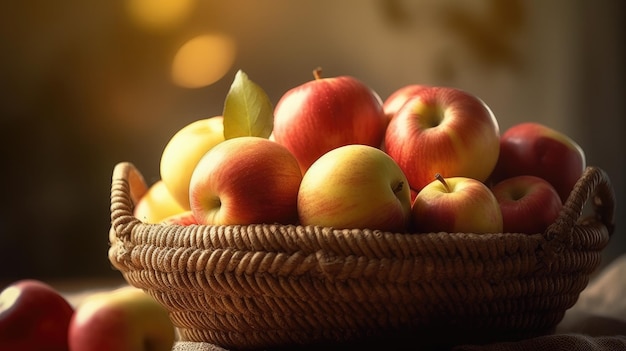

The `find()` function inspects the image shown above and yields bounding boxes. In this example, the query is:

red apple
[189,136,302,225]
[382,84,431,120]
[297,144,412,233]
[272,68,388,173]
[0,279,74,351]
[491,175,563,234]
[491,122,586,203]
[412,174,503,234]
[68,286,175,351]
[384,86,501,193]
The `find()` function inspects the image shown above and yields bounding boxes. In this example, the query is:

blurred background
[0,0,623,283]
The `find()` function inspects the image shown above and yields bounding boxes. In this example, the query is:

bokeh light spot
[127,0,195,31]
[171,34,237,89]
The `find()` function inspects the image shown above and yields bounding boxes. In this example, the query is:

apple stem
[435,173,451,192]
[313,67,323,80]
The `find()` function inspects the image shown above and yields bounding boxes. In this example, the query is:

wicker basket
[108,162,615,350]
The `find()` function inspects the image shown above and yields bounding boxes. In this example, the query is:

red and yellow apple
[68,286,175,351]
[412,174,503,234]
[159,115,225,209]
[490,122,586,203]
[133,180,187,224]
[382,84,431,121]
[297,144,412,233]
[189,136,302,225]
[272,68,388,173]
[491,175,563,234]
[384,86,500,193]
[0,279,74,351]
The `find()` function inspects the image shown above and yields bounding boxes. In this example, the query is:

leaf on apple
[223,70,274,139]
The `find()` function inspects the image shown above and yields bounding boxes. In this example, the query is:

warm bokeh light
[171,33,237,89]
[126,0,195,31]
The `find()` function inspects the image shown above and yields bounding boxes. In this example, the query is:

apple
[68,286,175,351]
[133,180,187,224]
[297,144,412,233]
[0,279,74,351]
[272,68,388,173]
[160,210,198,226]
[491,175,563,234]
[159,115,225,210]
[382,84,431,120]
[189,136,302,225]
[490,122,586,203]
[412,174,503,234]
[384,86,501,193]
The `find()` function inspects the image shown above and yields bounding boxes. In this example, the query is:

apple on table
[272,68,389,173]
[491,175,563,234]
[384,86,501,193]
[412,174,503,234]
[68,286,176,351]
[0,279,74,351]
[490,122,586,203]
[297,144,412,233]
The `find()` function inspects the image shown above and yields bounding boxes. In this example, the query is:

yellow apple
[297,144,412,233]
[68,286,175,351]
[133,180,187,223]
[159,116,225,209]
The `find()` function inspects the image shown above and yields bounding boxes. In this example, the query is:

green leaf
[223,70,274,139]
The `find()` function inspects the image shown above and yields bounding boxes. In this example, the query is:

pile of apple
[0,279,176,351]
[136,68,586,236]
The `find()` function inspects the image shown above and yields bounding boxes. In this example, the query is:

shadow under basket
[108,162,616,350]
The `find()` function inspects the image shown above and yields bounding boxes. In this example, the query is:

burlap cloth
[171,254,626,351]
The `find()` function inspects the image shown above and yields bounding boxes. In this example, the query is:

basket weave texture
[109,162,615,350]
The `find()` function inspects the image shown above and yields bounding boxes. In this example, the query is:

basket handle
[110,162,148,237]
[544,166,615,243]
